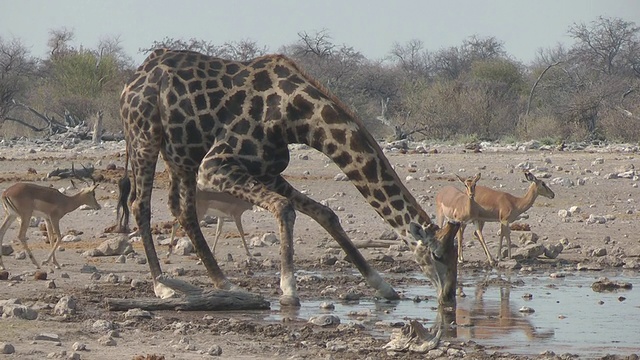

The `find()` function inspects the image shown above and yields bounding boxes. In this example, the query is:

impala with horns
[0,182,101,270]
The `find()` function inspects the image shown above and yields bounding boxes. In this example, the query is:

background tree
[0,36,37,129]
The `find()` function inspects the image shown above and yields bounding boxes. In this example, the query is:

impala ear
[474,173,481,182]
[524,170,535,182]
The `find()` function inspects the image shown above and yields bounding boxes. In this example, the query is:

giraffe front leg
[273,177,399,301]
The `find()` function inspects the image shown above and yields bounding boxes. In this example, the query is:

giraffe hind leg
[172,171,230,290]
[198,162,301,306]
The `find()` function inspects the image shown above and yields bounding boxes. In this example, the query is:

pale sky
[1,0,638,65]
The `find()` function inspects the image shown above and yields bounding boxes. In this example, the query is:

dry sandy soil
[0,137,638,359]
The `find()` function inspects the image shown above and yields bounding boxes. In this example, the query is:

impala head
[79,184,101,210]
[409,221,459,307]
[455,173,481,200]
[524,171,555,199]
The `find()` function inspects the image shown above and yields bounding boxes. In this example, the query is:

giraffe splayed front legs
[121,49,458,307]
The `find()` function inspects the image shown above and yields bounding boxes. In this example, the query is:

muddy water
[268,270,639,357]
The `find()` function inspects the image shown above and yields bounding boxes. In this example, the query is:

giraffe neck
[285,89,431,241]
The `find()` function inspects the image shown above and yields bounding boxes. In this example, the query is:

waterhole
[268,269,638,357]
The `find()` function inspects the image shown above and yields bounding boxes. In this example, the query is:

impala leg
[42,218,62,269]
[457,223,466,263]
[233,215,252,257]
[211,217,224,255]
[17,217,40,269]
[44,219,55,245]
[0,214,17,270]
[167,221,179,259]
[500,223,512,260]
[473,221,495,266]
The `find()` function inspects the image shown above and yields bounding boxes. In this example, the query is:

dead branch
[105,289,270,311]
[328,239,398,249]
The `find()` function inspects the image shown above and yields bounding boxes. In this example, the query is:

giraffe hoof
[279,295,301,307]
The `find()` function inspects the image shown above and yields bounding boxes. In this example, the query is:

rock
[71,342,87,351]
[172,238,193,255]
[54,296,77,316]
[518,232,539,245]
[34,271,47,280]
[0,343,15,354]
[333,173,349,181]
[80,264,98,273]
[586,214,607,224]
[1,244,13,256]
[92,319,114,332]
[207,345,223,356]
[124,308,152,319]
[0,271,8,280]
[261,233,279,245]
[104,273,119,283]
[319,301,335,310]
[589,247,607,257]
[308,314,341,327]
[115,255,126,263]
[544,243,564,259]
[512,243,545,260]
[568,206,582,216]
[61,234,81,243]
[47,280,57,289]
[2,304,38,320]
[319,254,338,266]
[98,336,116,346]
[518,306,535,313]
[35,333,60,342]
[577,262,603,271]
[94,237,134,256]
[379,229,398,240]
[497,259,521,270]
[591,277,633,292]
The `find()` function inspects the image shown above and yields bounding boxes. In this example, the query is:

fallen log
[328,239,398,249]
[105,289,270,311]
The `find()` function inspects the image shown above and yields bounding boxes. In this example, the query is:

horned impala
[435,173,493,264]
[438,170,555,264]
[0,182,101,270]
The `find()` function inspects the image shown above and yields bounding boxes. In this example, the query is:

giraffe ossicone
[120,48,459,308]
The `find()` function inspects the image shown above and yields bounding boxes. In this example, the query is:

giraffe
[120,49,459,307]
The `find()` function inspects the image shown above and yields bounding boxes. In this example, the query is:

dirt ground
[0,138,638,359]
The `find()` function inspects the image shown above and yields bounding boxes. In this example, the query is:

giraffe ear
[409,222,427,241]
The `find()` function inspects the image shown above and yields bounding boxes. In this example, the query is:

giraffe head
[409,221,459,307]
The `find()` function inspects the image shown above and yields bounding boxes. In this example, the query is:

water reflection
[451,278,554,342]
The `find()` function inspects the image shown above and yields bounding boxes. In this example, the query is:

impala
[116,176,253,257]
[0,182,101,270]
[435,173,493,264]
[168,190,254,258]
[439,171,555,264]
